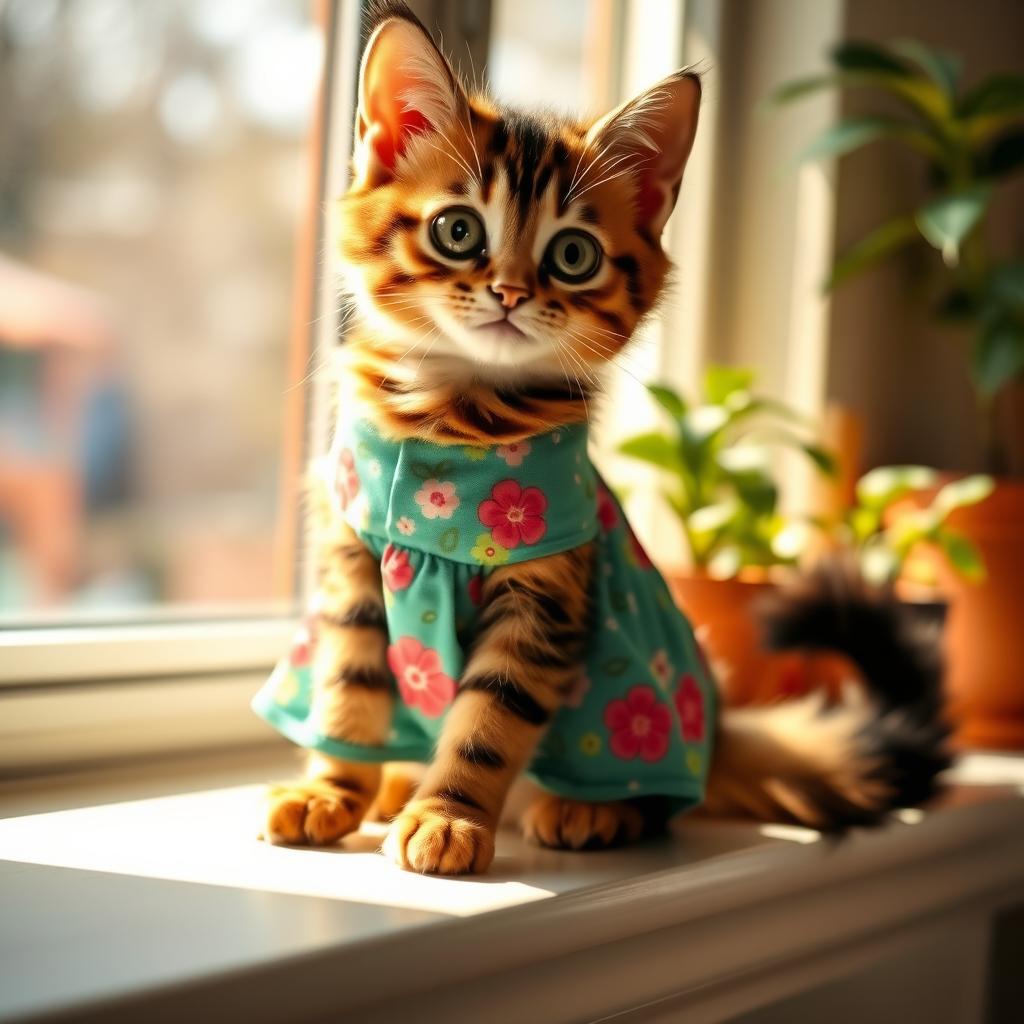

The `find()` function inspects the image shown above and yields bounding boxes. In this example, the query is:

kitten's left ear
[353,9,469,188]
[585,72,701,237]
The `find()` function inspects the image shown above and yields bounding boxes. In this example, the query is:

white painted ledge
[0,754,1022,1024]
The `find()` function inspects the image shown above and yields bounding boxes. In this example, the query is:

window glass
[0,0,322,621]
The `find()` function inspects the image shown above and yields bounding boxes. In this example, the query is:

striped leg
[263,490,393,846]
[383,544,595,874]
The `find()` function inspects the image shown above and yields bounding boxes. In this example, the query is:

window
[0,0,323,624]
[0,1,350,765]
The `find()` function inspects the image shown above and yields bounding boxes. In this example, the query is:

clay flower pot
[927,479,1024,750]
[666,569,946,709]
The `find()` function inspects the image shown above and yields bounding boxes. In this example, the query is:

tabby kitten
[254,3,947,875]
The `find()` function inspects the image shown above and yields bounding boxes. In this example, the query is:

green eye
[430,206,486,259]
[545,229,602,283]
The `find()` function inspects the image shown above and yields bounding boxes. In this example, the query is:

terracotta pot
[664,572,862,706]
[666,570,944,708]
[926,479,1024,750]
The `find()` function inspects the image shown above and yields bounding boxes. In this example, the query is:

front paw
[521,793,644,850]
[382,798,495,875]
[261,780,363,846]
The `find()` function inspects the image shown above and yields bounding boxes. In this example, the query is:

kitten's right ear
[353,8,468,188]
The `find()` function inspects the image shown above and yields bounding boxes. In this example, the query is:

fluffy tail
[703,561,952,829]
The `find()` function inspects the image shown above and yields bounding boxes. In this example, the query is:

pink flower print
[478,480,548,549]
[564,672,591,709]
[467,574,483,607]
[381,543,414,593]
[649,649,673,691]
[387,637,456,717]
[396,516,416,536]
[596,485,619,532]
[674,673,705,742]
[496,440,531,466]
[334,448,360,511]
[289,618,317,668]
[414,478,460,520]
[604,685,672,762]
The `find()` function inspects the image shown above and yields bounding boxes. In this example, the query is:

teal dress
[253,417,716,810]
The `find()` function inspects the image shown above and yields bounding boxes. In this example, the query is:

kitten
[253,2,948,874]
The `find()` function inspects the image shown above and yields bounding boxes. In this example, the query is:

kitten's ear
[353,9,468,187]
[585,72,701,237]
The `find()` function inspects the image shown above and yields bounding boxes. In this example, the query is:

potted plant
[776,39,1024,747]
[617,366,836,704]
[841,465,993,592]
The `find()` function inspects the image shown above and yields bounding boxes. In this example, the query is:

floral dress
[252,417,716,810]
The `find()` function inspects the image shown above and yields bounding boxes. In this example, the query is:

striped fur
[266,3,704,868]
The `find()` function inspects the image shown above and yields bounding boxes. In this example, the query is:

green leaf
[891,39,961,97]
[730,472,778,516]
[770,74,834,105]
[799,116,940,162]
[830,41,948,120]
[742,429,838,477]
[915,185,992,266]
[716,445,770,475]
[933,475,995,516]
[682,404,730,444]
[887,509,941,555]
[937,528,987,582]
[646,383,687,420]
[861,540,901,586]
[973,319,1024,397]
[976,129,1024,179]
[689,501,737,534]
[662,488,690,524]
[831,41,910,76]
[800,443,839,477]
[827,216,919,291]
[703,365,755,404]
[856,465,938,509]
[770,522,811,560]
[988,262,1024,310]
[732,396,812,427]
[438,527,459,553]
[618,432,684,474]
[707,545,742,580]
[960,74,1024,141]
[959,73,1024,118]
[850,505,881,542]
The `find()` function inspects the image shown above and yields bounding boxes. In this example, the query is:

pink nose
[490,283,531,309]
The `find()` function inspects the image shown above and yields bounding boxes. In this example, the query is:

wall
[827,0,1024,473]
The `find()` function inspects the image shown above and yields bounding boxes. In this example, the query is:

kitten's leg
[383,545,594,874]
[263,502,393,846]
[519,793,648,850]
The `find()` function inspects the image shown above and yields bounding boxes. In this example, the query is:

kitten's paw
[261,780,363,846]
[382,798,495,875]
[521,794,644,850]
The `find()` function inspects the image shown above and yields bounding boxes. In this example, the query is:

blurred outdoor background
[0,0,322,620]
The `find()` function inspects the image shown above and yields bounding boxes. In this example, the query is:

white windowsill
[1,751,1023,1024]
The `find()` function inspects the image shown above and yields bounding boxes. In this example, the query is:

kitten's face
[338,11,699,388]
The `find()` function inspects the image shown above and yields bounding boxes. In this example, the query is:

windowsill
[1,750,1023,1024]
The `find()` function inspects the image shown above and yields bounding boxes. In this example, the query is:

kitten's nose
[490,282,531,309]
